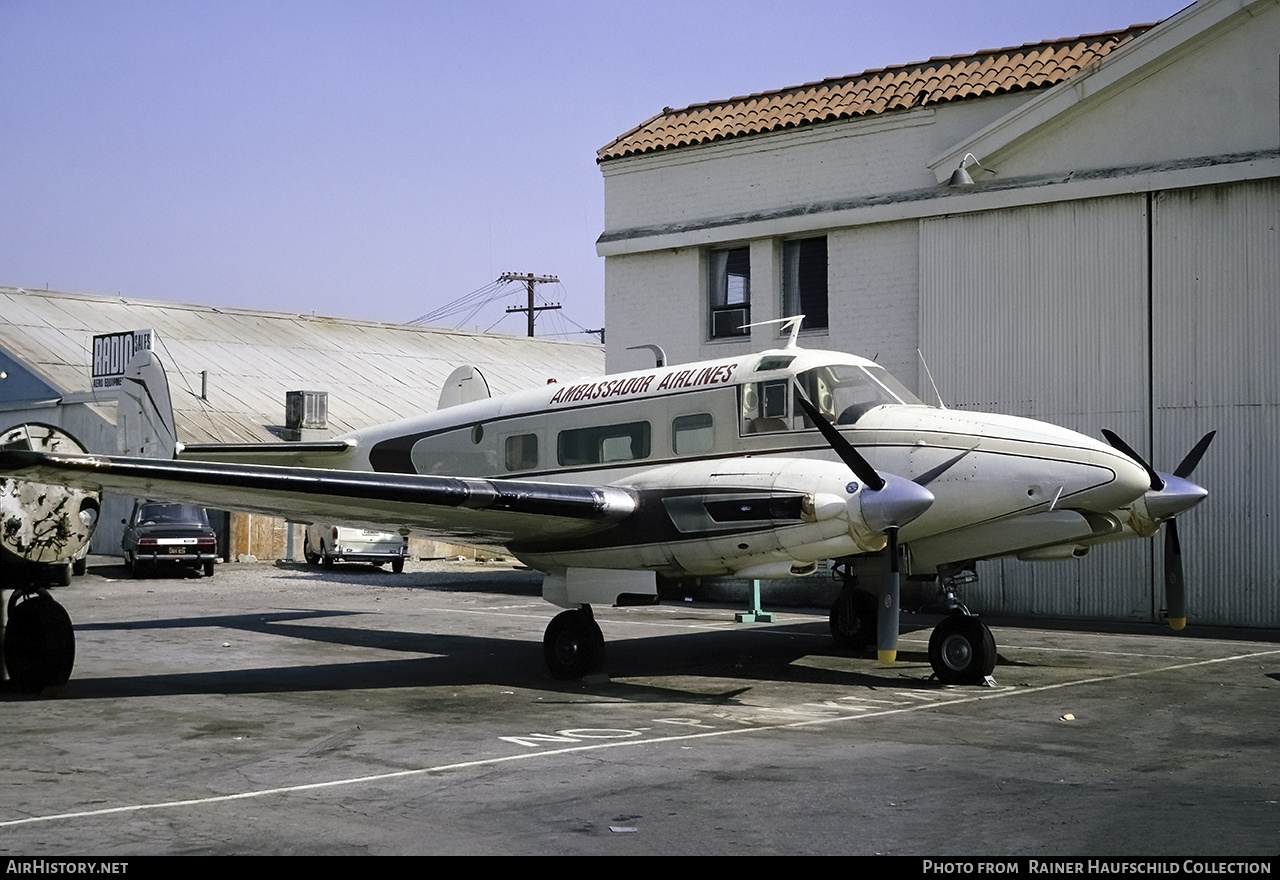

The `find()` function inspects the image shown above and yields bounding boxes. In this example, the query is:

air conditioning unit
[286,390,328,431]
[711,307,749,339]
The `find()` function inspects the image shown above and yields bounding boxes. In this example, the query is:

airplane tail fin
[437,365,491,409]
[117,350,177,459]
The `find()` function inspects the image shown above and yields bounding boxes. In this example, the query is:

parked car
[303,524,408,572]
[122,501,218,578]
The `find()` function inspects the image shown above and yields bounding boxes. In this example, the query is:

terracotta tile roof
[598,25,1154,162]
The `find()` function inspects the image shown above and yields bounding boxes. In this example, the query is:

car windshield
[137,503,209,526]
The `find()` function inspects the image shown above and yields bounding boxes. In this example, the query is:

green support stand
[735,579,774,623]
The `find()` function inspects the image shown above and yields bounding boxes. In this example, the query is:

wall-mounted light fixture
[948,153,983,186]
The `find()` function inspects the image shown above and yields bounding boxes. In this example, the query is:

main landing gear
[4,588,75,693]
[543,607,605,680]
[828,563,996,686]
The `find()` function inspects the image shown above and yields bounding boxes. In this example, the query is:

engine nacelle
[0,425,101,565]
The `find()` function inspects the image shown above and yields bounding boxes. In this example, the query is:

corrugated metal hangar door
[920,182,1280,627]
[920,195,1152,621]
[1151,180,1280,628]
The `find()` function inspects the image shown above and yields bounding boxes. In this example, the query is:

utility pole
[500,272,560,337]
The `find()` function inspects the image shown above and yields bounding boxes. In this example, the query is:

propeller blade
[914,447,974,486]
[877,527,901,663]
[1174,431,1217,479]
[1101,429,1164,491]
[794,383,884,490]
[1164,518,1186,631]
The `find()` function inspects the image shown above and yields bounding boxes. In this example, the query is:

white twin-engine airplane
[0,319,1213,691]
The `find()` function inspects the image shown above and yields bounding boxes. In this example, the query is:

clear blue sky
[2,0,1186,341]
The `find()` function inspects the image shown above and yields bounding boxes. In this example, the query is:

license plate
[167,547,187,555]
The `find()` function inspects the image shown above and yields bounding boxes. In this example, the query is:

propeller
[1102,429,1216,630]
[794,384,934,663]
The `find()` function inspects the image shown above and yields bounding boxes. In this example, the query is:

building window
[709,246,750,339]
[782,237,828,331]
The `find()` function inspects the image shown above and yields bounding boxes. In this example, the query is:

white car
[303,524,408,572]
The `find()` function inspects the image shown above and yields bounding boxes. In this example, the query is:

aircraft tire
[928,612,996,685]
[543,608,604,680]
[4,590,75,693]
[829,588,877,652]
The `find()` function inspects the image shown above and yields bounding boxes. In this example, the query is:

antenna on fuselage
[741,315,806,349]
[917,348,947,409]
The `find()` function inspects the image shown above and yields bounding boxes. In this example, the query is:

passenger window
[557,422,651,466]
[504,433,538,471]
[672,413,714,454]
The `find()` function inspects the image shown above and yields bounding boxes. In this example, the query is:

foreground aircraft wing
[0,449,636,546]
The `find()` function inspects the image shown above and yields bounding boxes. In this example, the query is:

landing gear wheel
[391,557,404,574]
[4,590,75,692]
[928,612,996,685]
[543,608,604,680]
[829,588,877,652]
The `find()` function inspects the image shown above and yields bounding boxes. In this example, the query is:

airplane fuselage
[296,346,1150,577]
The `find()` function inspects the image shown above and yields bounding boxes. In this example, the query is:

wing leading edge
[0,450,637,546]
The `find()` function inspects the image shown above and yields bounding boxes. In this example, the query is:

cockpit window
[796,364,924,425]
[739,379,792,434]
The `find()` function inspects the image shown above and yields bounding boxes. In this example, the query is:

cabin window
[672,413,714,454]
[504,433,538,471]
[557,421,651,466]
[781,237,828,332]
[739,379,791,434]
[708,246,750,339]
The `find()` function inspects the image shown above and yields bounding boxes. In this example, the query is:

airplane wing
[0,449,637,546]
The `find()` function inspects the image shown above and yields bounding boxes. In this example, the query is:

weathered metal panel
[920,195,1154,620]
[1152,179,1280,626]
[0,288,604,448]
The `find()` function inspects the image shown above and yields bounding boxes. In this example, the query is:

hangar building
[0,286,603,560]
[596,0,1280,628]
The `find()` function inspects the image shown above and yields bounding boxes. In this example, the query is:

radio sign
[91,329,154,390]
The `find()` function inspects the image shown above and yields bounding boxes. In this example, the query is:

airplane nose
[1112,453,1154,503]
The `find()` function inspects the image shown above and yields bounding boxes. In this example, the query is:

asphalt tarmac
[2,557,1277,857]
